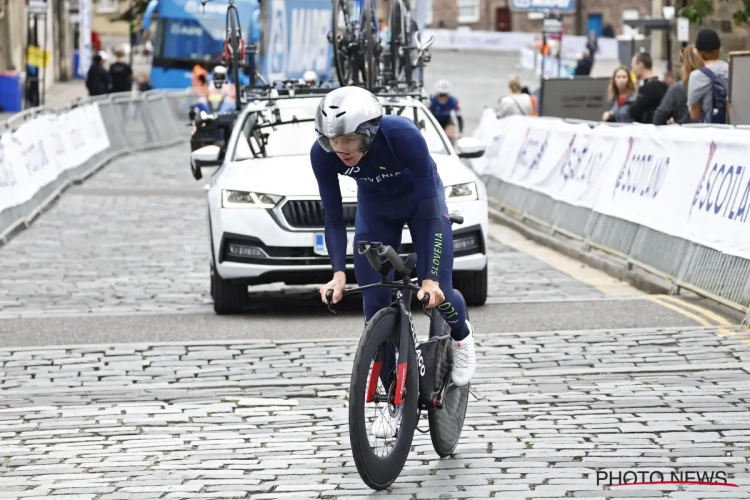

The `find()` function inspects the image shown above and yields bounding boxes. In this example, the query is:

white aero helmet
[303,70,319,85]
[315,86,383,153]
[434,79,451,94]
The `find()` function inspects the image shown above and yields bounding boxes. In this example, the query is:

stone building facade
[428,0,651,36]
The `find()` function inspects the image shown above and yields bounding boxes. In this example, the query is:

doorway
[495,8,511,32]
[587,13,603,37]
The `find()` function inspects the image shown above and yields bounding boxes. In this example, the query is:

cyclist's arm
[389,127,444,282]
[310,143,347,275]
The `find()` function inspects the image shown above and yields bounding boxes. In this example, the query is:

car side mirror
[191,145,221,165]
[455,137,487,159]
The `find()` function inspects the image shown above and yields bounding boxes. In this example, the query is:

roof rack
[238,79,428,107]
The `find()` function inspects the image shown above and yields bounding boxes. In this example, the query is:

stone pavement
[1,327,750,499]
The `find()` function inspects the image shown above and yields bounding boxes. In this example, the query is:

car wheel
[211,269,249,315]
[453,266,488,307]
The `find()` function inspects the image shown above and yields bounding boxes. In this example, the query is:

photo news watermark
[597,469,738,488]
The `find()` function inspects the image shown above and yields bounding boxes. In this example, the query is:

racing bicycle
[325,212,470,490]
[328,0,380,89]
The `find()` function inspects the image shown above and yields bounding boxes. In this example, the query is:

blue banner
[265,0,333,81]
[510,0,575,13]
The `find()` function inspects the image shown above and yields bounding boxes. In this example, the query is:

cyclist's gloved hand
[417,279,445,309]
[320,271,347,305]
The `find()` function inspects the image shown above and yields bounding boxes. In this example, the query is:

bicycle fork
[365,296,420,406]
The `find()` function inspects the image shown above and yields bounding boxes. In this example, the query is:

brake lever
[421,292,430,317]
[325,289,337,315]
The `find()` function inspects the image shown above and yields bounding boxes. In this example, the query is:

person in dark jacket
[85,54,110,96]
[654,44,704,125]
[629,52,668,123]
[108,49,133,94]
[602,66,638,123]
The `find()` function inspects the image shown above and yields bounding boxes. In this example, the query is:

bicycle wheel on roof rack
[388,0,405,82]
[362,0,377,90]
[332,0,354,85]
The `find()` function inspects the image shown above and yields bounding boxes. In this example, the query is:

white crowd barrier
[0,104,110,214]
[0,90,194,243]
[472,111,750,320]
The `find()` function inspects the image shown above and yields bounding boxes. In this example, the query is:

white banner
[423,29,619,60]
[0,103,110,214]
[472,115,750,260]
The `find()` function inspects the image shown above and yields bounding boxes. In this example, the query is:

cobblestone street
[1,328,750,499]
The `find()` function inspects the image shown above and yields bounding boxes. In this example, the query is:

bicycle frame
[325,242,447,408]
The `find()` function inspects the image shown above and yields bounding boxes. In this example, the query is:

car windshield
[232,101,450,161]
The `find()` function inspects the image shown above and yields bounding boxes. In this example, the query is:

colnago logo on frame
[596,469,737,488]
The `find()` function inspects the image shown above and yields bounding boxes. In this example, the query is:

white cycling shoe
[451,320,476,387]
[372,405,403,439]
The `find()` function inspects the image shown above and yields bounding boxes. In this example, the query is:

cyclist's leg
[408,213,469,341]
[409,210,476,386]
[353,196,405,389]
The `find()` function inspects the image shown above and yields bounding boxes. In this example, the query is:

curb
[488,205,674,297]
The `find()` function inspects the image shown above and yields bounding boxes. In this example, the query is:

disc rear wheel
[427,303,469,457]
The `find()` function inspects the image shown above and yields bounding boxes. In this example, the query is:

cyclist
[303,70,319,86]
[311,86,476,436]
[428,79,463,145]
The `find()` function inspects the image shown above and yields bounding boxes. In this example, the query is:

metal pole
[129,0,135,68]
[23,11,31,110]
[42,14,47,107]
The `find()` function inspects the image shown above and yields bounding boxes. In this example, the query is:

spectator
[85,54,110,96]
[137,74,153,92]
[603,66,638,123]
[109,49,134,94]
[520,86,538,116]
[497,75,533,117]
[574,50,593,76]
[629,52,668,123]
[586,30,598,59]
[688,28,729,123]
[654,44,703,125]
[602,24,615,38]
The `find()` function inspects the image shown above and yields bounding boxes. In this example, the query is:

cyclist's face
[330,133,364,165]
[437,93,449,103]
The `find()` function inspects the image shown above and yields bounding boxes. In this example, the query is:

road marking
[489,224,641,297]
[655,295,733,326]
[489,223,750,337]
[646,296,750,343]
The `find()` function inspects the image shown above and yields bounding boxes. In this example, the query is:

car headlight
[445,182,478,201]
[221,190,282,208]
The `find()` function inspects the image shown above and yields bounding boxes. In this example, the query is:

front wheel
[349,307,418,490]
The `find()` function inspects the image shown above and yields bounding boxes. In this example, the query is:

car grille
[281,200,357,229]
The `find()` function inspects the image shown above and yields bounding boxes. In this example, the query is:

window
[155,18,226,61]
[457,0,480,24]
[233,102,449,161]
[96,0,119,14]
